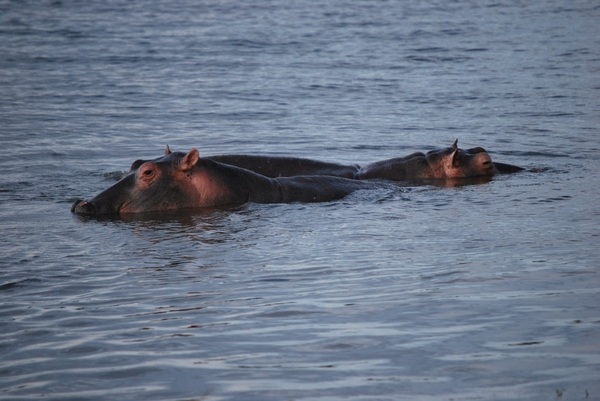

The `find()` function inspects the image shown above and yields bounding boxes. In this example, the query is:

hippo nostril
[71,199,84,213]
[71,200,94,214]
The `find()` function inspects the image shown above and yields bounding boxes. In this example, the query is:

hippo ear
[165,145,172,156]
[180,148,199,171]
[451,139,458,149]
[451,148,461,167]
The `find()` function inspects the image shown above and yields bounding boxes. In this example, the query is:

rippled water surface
[1,1,599,400]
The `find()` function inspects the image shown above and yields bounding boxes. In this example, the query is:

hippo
[71,148,379,215]
[358,140,522,180]
[207,140,523,180]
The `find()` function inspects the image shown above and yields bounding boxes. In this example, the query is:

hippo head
[425,139,498,179]
[72,147,201,215]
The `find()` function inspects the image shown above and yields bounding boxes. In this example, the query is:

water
[1,1,599,400]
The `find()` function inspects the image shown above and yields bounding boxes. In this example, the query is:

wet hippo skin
[72,141,524,215]
[208,140,524,180]
[72,149,379,215]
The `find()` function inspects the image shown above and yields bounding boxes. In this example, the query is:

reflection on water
[72,204,242,225]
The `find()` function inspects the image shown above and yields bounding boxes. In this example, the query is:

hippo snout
[71,199,105,214]
[71,196,124,214]
[71,199,96,214]
[472,153,496,174]
[71,199,83,211]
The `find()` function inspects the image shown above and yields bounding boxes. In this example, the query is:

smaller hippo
[208,140,523,180]
[358,140,513,180]
[72,149,378,215]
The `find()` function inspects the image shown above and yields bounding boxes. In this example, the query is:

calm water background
[1,1,599,400]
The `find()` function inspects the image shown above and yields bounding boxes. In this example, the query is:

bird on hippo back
[207,139,524,180]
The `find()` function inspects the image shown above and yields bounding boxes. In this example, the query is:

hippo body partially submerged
[72,149,377,215]
[72,141,524,215]
[207,155,360,179]
[359,143,498,180]
[209,140,523,180]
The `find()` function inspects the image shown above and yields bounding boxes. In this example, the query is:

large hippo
[71,149,379,215]
[207,140,524,180]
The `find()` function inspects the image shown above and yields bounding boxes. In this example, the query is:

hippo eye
[143,170,155,179]
[139,166,156,179]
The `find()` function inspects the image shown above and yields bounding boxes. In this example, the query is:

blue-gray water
[1,1,599,400]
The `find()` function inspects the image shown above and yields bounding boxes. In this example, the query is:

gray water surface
[1,1,599,400]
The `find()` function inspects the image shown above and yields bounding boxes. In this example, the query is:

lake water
[1,1,599,400]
